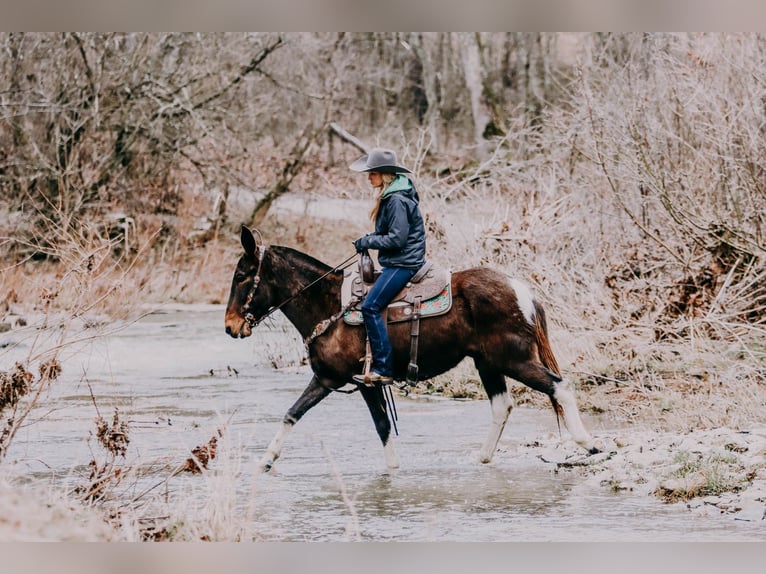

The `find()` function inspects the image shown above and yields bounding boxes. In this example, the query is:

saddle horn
[359,249,376,284]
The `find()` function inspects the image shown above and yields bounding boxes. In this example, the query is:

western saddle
[341,252,452,386]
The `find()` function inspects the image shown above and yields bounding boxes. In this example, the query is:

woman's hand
[353,236,367,253]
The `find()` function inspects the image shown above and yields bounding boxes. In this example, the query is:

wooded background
[1,32,764,338]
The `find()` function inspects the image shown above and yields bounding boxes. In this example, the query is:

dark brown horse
[225,226,600,471]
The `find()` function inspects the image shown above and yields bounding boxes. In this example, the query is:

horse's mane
[269,245,335,276]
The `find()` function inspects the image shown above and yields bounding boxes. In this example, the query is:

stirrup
[352,372,393,386]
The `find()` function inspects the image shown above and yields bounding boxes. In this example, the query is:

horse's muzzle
[224,313,252,338]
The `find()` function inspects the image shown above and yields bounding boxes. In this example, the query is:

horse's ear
[240,225,256,257]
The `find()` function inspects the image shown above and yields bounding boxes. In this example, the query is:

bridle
[239,245,404,412]
[242,245,359,333]
[242,243,268,328]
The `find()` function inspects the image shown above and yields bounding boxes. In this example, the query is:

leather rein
[242,246,408,412]
[243,245,359,340]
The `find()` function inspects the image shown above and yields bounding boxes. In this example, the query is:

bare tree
[408,33,441,152]
[459,33,493,157]
[0,33,287,256]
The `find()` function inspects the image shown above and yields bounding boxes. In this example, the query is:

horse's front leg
[260,374,331,472]
[358,385,400,470]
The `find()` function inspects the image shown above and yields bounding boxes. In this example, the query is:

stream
[2,305,763,541]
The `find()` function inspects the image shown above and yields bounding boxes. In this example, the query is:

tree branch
[329,122,369,153]
[188,36,284,114]
[250,120,328,227]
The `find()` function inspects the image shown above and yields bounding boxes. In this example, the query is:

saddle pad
[341,264,451,308]
[343,283,453,325]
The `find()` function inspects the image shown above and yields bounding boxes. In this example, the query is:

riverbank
[517,424,766,525]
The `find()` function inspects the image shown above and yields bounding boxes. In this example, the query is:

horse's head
[225,226,272,338]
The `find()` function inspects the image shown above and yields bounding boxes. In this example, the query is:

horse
[225,226,600,472]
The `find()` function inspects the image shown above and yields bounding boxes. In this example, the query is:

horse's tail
[533,300,561,378]
[533,300,565,428]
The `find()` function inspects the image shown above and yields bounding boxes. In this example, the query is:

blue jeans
[361,266,417,377]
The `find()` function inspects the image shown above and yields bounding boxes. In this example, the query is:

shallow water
[2,306,763,541]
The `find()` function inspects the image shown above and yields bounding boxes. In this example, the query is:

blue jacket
[355,175,426,270]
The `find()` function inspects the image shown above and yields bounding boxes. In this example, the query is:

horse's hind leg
[512,362,599,454]
[475,359,514,463]
[553,380,600,454]
[259,374,331,472]
[358,384,399,470]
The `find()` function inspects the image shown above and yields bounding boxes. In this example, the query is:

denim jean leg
[361,266,417,377]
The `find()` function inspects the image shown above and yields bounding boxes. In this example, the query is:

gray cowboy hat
[349,147,412,174]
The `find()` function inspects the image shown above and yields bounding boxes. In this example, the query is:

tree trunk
[522,32,545,130]
[459,33,491,158]
[250,121,327,228]
[7,33,27,198]
[475,33,505,138]
[409,33,441,152]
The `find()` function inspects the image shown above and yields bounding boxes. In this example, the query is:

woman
[350,148,426,385]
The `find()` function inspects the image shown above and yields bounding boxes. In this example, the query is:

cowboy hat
[349,147,412,174]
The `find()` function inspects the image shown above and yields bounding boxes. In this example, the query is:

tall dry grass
[0,206,249,540]
[403,34,766,429]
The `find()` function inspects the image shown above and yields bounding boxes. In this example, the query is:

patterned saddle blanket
[341,262,453,325]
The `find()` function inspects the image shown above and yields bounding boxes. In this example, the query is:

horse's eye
[235,273,248,283]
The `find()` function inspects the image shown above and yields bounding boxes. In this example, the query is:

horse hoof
[590,437,607,454]
[586,438,606,455]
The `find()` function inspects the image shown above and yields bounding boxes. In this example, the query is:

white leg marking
[383,437,400,469]
[259,421,293,470]
[553,382,597,452]
[479,392,514,463]
[508,278,536,325]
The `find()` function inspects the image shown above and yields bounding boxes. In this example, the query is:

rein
[241,247,401,411]
[243,248,359,332]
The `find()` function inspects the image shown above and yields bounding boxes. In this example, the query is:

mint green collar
[382,174,411,197]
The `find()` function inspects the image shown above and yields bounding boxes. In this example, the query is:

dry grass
[134,424,259,542]
[654,450,745,503]
[0,476,123,541]
[8,158,763,434]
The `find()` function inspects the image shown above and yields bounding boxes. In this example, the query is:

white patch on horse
[383,438,400,470]
[508,278,535,325]
[259,421,293,471]
[479,391,514,463]
[553,381,597,451]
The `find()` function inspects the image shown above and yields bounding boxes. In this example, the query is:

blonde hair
[369,172,397,222]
